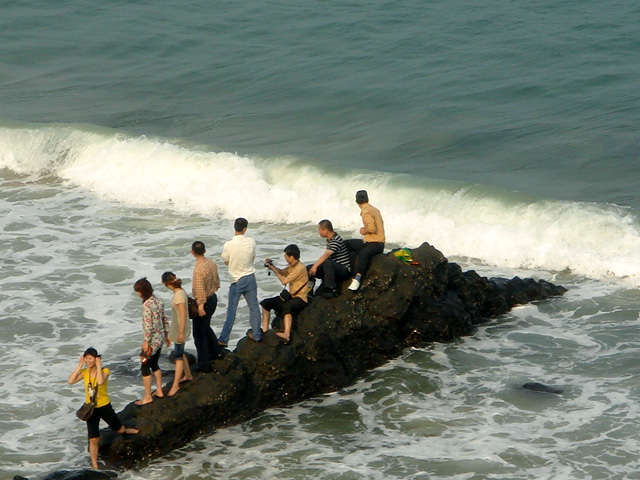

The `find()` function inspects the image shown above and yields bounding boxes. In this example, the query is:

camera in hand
[264,258,274,275]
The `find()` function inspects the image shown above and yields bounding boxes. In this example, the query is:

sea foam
[2,122,640,283]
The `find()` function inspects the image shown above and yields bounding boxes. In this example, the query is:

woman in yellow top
[67,347,138,469]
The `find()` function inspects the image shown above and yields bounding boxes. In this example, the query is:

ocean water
[1,0,640,479]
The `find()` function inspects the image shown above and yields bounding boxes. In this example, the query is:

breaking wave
[2,121,640,283]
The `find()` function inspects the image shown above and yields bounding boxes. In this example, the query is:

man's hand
[309,265,317,277]
[198,304,206,317]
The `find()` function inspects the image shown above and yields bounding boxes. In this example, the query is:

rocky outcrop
[103,242,565,463]
[15,243,566,478]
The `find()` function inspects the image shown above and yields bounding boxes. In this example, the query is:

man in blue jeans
[219,217,262,344]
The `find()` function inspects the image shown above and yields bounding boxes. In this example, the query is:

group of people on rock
[68,190,385,469]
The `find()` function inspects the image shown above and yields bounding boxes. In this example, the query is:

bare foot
[179,375,193,383]
[134,397,153,406]
[124,428,139,434]
[168,385,180,397]
[275,332,290,342]
[152,390,164,398]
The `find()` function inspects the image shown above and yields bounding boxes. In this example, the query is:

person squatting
[68,190,384,469]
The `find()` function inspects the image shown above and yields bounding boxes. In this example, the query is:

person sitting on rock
[308,219,352,299]
[348,190,385,291]
[260,244,309,342]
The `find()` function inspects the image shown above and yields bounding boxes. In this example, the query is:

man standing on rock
[191,240,224,372]
[219,217,262,344]
[348,190,385,291]
[308,219,352,298]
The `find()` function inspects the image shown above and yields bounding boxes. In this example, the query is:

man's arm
[192,265,206,306]
[266,263,289,285]
[309,249,332,276]
[360,210,376,235]
[211,261,220,291]
[221,244,230,266]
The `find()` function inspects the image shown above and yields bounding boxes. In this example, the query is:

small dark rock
[522,382,564,395]
[18,469,119,480]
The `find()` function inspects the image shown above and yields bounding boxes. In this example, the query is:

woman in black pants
[68,348,138,469]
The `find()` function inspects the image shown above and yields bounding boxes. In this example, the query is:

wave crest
[2,122,640,282]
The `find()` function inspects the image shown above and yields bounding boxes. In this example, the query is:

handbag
[76,402,95,421]
[188,297,198,319]
[76,372,98,421]
[278,283,306,302]
[278,289,292,302]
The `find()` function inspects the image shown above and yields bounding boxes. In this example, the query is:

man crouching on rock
[260,244,309,343]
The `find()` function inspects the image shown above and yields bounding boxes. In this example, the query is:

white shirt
[221,234,257,283]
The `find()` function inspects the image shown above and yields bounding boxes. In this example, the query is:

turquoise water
[1,1,640,478]
[3,0,639,204]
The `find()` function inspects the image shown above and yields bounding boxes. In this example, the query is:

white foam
[2,122,640,284]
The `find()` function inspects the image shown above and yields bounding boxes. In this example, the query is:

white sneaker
[348,278,361,291]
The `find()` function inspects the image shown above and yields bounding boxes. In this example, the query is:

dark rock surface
[17,243,567,477]
[14,469,117,480]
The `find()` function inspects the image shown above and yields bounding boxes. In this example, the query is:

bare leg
[135,375,153,405]
[89,437,99,469]
[117,426,139,435]
[275,314,292,342]
[181,354,193,382]
[261,307,270,333]
[152,369,164,397]
[168,359,183,396]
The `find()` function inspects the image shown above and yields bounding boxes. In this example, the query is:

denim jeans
[219,273,262,343]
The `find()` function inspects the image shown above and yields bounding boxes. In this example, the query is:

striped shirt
[327,232,351,268]
[192,257,220,306]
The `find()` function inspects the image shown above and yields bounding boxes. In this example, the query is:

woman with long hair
[162,271,193,396]
[68,348,138,469]
[133,277,170,405]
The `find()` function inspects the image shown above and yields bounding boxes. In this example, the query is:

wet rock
[522,382,564,395]
[14,469,118,480]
